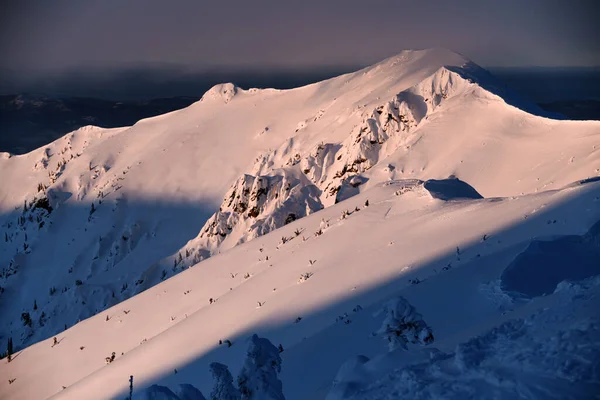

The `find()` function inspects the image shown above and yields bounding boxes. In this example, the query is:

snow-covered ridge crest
[157,60,589,265]
[179,65,482,259]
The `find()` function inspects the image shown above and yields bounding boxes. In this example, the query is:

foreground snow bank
[332,275,600,400]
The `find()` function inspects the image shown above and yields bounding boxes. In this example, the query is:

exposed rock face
[179,168,322,265]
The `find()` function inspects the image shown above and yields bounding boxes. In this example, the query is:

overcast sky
[1,0,598,77]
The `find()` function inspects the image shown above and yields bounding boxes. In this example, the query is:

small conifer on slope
[6,337,13,362]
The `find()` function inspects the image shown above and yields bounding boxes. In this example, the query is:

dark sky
[1,0,598,76]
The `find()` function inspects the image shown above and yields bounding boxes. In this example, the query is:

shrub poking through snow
[209,362,240,400]
[21,312,32,327]
[374,296,434,351]
[298,272,313,283]
[105,351,116,364]
[237,334,285,400]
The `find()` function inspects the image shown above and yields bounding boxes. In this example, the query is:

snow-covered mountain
[0,49,599,400]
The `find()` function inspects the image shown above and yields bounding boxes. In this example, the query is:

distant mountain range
[538,99,600,121]
[0,95,200,154]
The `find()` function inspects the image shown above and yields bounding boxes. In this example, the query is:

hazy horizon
[2,64,599,103]
[2,0,598,101]
[1,1,598,76]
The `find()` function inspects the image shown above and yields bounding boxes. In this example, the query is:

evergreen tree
[7,337,13,362]
[33,299,38,311]
[21,312,32,327]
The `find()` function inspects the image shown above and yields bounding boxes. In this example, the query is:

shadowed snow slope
[500,220,600,298]
[0,49,599,400]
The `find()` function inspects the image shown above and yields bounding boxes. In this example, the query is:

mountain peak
[201,82,240,104]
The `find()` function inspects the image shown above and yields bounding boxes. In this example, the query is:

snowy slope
[0,49,599,400]
[3,177,600,400]
[1,49,483,351]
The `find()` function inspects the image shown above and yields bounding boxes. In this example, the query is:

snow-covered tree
[209,362,239,400]
[374,296,434,351]
[237,334,285,400]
